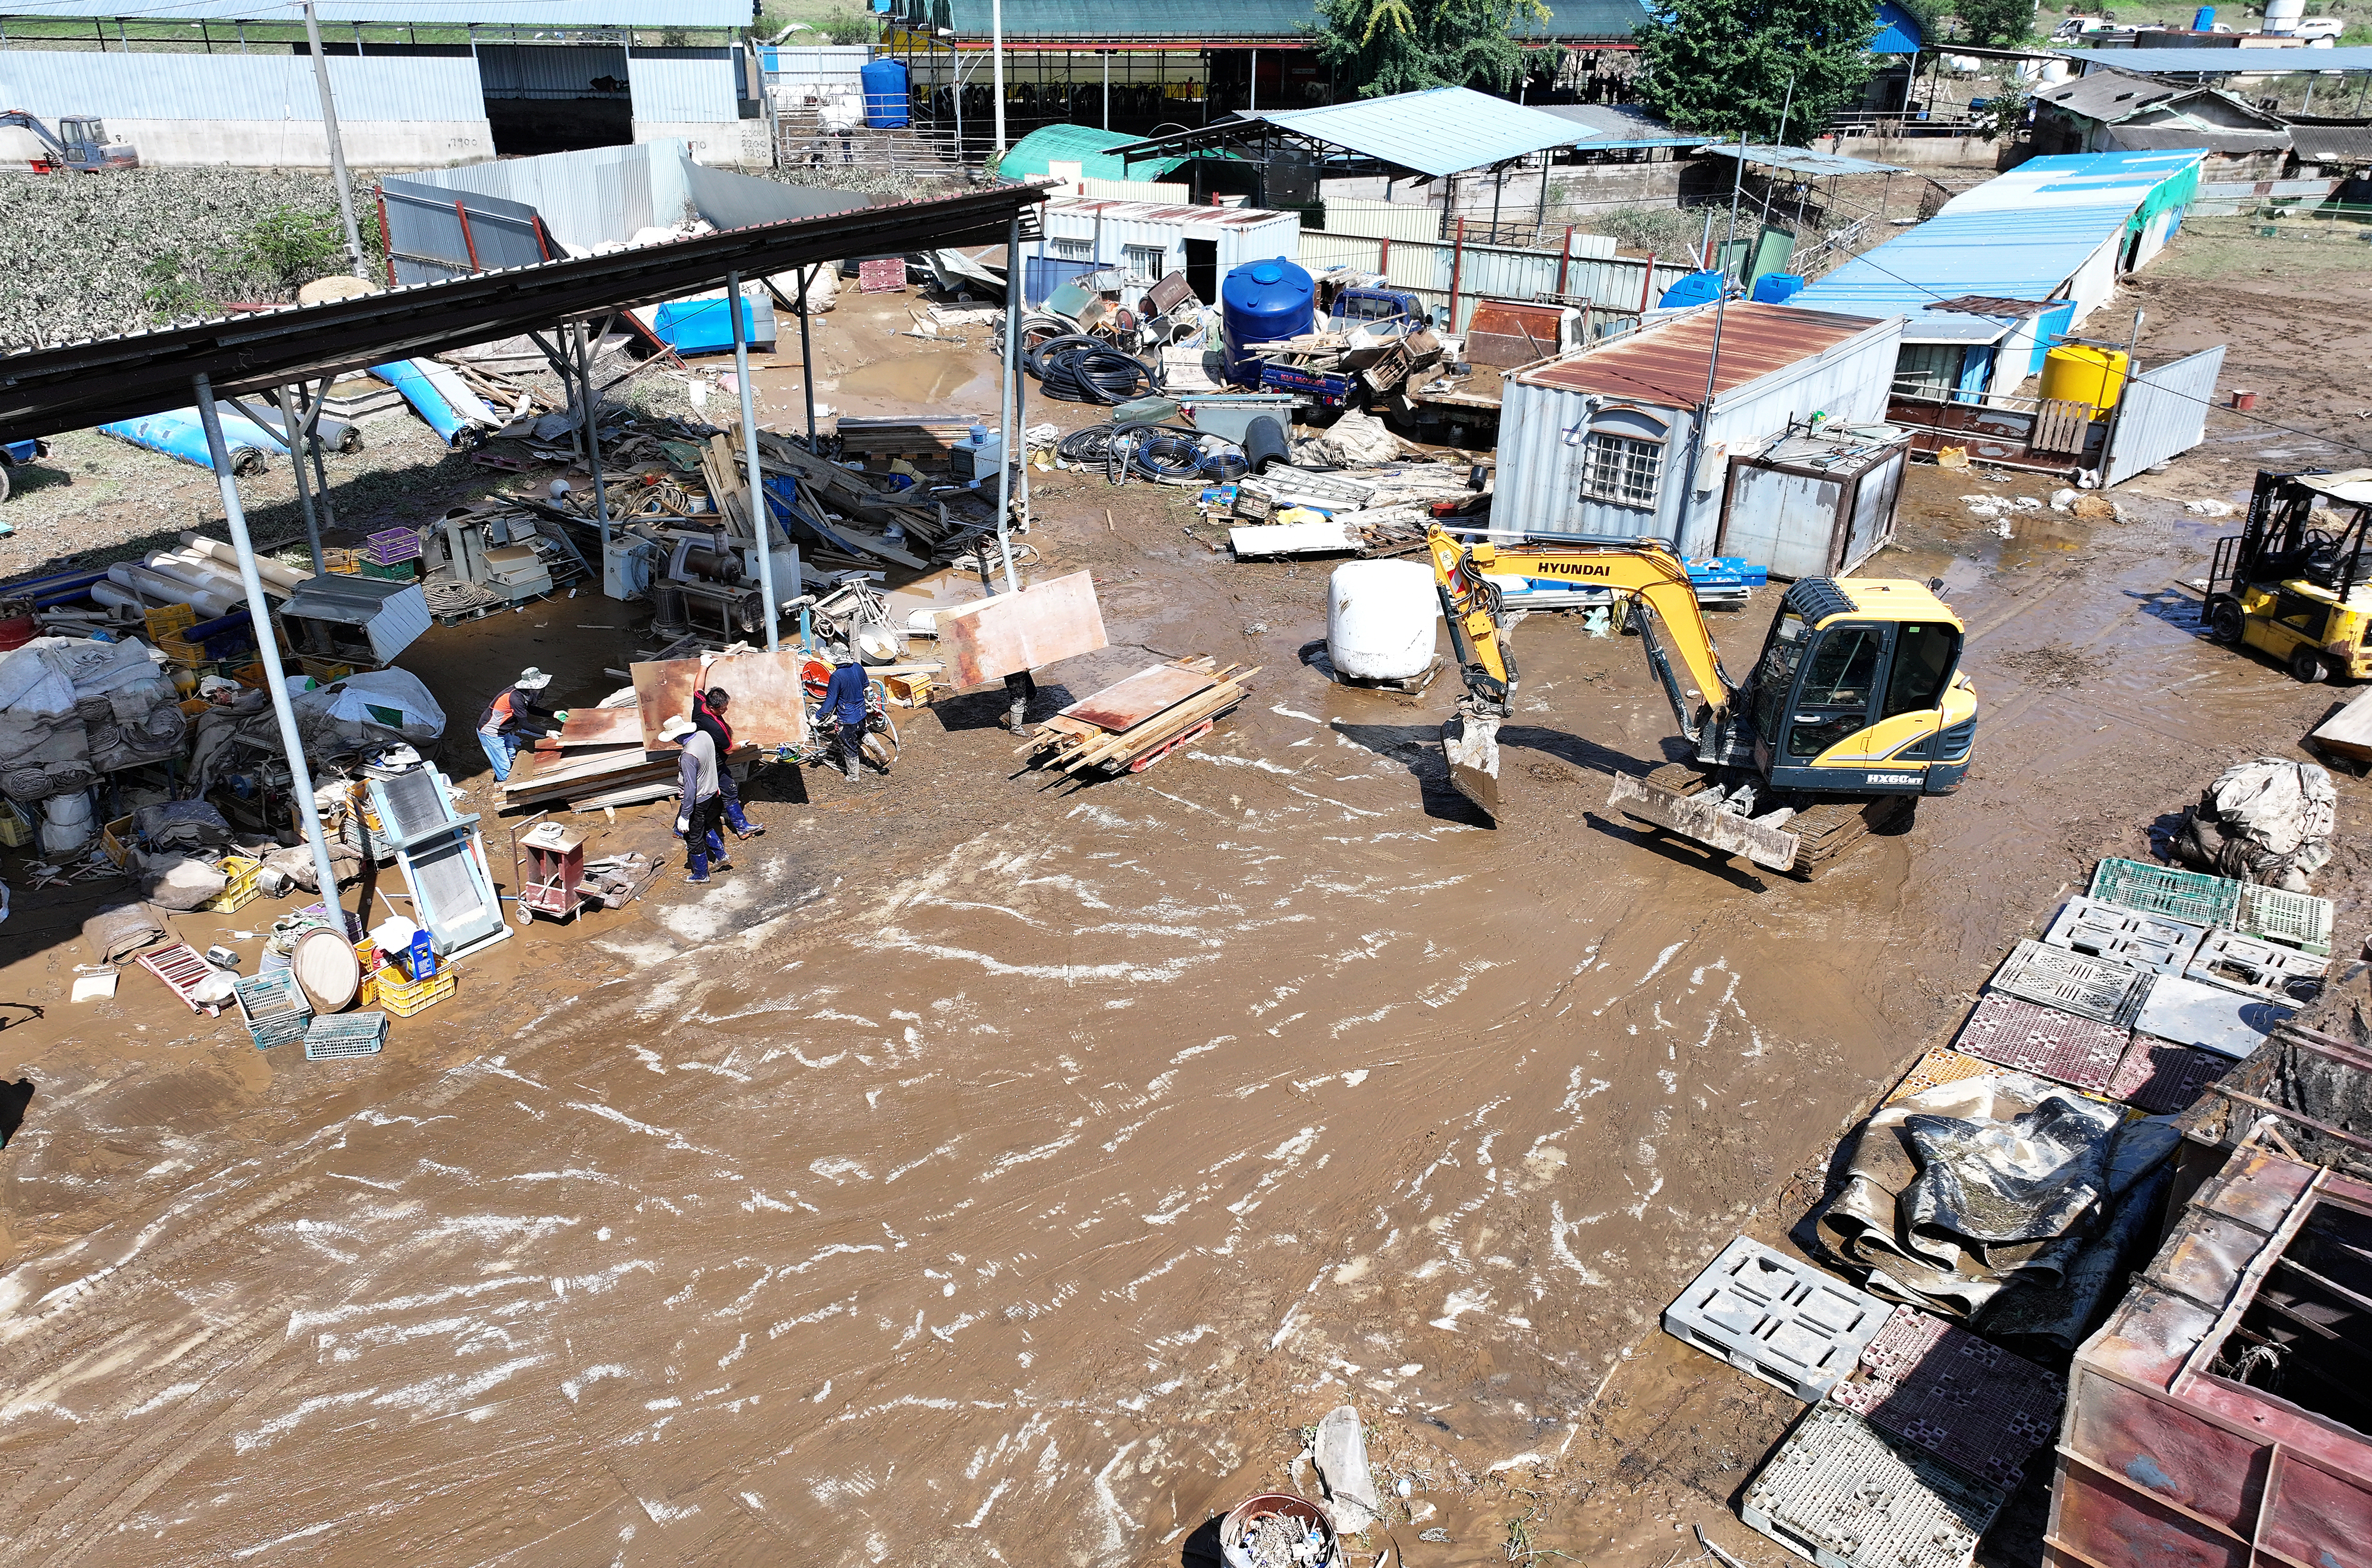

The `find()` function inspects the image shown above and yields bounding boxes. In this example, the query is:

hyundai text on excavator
[1429,526,1978,877]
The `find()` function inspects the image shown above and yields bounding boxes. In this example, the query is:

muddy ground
[3,244,2372,1568]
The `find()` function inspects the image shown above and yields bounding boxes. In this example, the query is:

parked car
[0,437,46,503]
[2293,16,2346,38]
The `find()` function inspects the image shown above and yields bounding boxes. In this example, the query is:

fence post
[1557,224,1571,296]
[1639,249,1656,314]
[1379,235,1391,280]
[1447,217,1465,335]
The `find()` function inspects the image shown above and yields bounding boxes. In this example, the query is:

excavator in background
[0,110,138,173]
[1428,526,1978,877]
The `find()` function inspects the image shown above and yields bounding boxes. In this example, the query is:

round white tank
[39,788,93,857]
[2265,0,2304,33]
[1327,560,1439,682]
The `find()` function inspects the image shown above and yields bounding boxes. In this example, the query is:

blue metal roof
[1257,87,1596,179]
[1872,0,1923,54]
[1791,149,2205,324]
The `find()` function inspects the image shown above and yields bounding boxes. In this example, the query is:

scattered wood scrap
[1019,657,1257,778]
[2309,686,2372,772]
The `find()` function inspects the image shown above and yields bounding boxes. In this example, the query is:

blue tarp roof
[1257,87,1598,179]
[1790,149,2205,327]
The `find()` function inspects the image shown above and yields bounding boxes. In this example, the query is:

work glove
[675,816,690,836]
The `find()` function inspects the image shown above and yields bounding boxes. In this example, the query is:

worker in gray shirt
[659,713,732,884]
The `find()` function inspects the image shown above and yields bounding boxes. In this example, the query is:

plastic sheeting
[98,404,282,473]
[291,668,447,745]
[2176,756,2336,890]
[369,359,498,448]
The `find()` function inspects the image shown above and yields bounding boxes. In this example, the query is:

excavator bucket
[1607,773,1801,873]
[1442,714,1501,820]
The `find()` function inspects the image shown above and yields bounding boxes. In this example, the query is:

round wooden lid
[290,927,361,1013]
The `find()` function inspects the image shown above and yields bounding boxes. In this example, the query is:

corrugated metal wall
[1296,229,1692,333]
[2104,345,2225,485]
[628,47,742,122]
[763,43,868,95]
[0,50,484,122]
[398,142,690,255]
[476,44,629,100]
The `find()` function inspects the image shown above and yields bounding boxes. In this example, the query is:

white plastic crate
[2185,928,2328,1005]
[1740,1404,2006,1568]
[1664,1237,1890,1402]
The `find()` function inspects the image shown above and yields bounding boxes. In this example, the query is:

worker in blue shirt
[822,647,871,783]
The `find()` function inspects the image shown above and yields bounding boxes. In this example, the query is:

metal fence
[2105,346,2226,486]
[1297,228,1694,333]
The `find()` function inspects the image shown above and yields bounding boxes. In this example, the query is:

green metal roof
[999,123,1209,181]
[939,0,1321,40]
[1512,0,1654,36]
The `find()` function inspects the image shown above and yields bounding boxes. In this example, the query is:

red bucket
[0,614,37,652]
[2231,389,2258,411]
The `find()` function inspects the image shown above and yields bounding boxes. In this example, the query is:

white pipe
[142,553,229,598]
[90,581,144,613]
[109,563,239,618]
[155,549,281,603]
[178,532,310,590]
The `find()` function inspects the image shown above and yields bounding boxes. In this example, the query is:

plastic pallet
[1826,1305,2064,1492]
[2132,973,2293,1060]
[2234,882,2334,956]
[2185,928,2329,1005]
[1951,992,2129,1094]
[138,941,224,1014]
[2108,1032,2234,1114]
[1741,1404,2006,1568]
[1986,940,2151,1028]
[2089,857,2240,929]
[304,1012,389,1061]
[1664,1237,1890,1402]
[1885,1048,1998,1106]
[2039,896,2205,975]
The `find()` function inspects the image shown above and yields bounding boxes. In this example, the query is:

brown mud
[2,261,2371,1567]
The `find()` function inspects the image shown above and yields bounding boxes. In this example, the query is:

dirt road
[5,266,2372,1567]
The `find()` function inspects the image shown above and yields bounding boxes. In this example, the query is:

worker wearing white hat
[476,666,554,785]
[659,712,732,884]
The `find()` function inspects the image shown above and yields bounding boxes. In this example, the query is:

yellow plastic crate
[0,800,31,848]
[201,854,263,914]
[144,602,196,643]
[370,967,455,1018]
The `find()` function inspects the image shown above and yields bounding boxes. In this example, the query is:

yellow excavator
[1428,527,1979,877]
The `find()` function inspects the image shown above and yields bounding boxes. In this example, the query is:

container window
[1582,434,1663,509]
[1121,244,1167,284]
[1048,238,1094,261]
[1893,342,1966,398]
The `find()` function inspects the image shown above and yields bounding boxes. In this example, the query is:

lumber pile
[2309,686,2372,771]
[750,428,1002,569]
[836,414,996,458]
[1019,657,1256,778]
[502,707,677,812]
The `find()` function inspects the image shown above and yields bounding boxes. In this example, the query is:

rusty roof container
[1510,301,1887,407]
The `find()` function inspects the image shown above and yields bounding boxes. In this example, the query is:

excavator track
[1634,764,1914,879]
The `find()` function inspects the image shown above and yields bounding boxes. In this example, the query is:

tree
[1953,0,2038,45]
[1311,0,1553,99]
[1635,0,1879,142]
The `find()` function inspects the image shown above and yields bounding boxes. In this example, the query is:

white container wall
[1033,199,1300,289]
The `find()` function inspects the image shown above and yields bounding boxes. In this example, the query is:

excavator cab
[1739,579,1974,796]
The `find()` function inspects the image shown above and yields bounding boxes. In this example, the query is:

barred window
[1583,433,1663,508]
[1048,238,1094,260]
[1121,244,1167,283]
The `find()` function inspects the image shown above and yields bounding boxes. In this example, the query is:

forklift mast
[2207,469,2370,609]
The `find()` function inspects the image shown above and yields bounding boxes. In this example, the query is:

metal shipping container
[1493,301,1904,557]
[1716,424,1912,580]
[1034,198,1300,303]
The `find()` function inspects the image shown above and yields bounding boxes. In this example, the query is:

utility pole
[991,0,1006,164]
[302,0,367,279]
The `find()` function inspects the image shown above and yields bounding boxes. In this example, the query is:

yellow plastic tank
[2040,345,2129,415]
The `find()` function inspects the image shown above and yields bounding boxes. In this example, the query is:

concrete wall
[1813,133,2020,170]
[635,118,771,168]
[93,117,492,169]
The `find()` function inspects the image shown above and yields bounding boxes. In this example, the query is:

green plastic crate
[233,969,311,1051]
[358,560,416,581]
[304,1011,389,1061]
[2236,883,2335,956]
[2090,857,2240,930]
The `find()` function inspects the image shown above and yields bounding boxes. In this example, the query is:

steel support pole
[301,0,367,279]
[1102,49,1110,129]
[194,375,345,922]
[798,270,818,447]
[280,384,327,575]
[993,212,1022,593]
[727,270,781,653]
[991,0,1006,161]
[575,321,613,569]
[304,386,337,536]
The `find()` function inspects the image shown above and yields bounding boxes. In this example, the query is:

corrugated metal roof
[1046,196,1284,226]
[1873,0,1924,53]
[1258,87,1594,179]
[1529,102,1708,148]
[0,47,484,120]
[942,0,1321,39]
[2057,45,2372,72]
[2288,119,2372,161]
[1512,301,1886,406]
[2038,67,2202,120]
[1000,123,1202,180]
[0,0,745,21]
[1700,142,1909,176]
[1507,0,1655,38]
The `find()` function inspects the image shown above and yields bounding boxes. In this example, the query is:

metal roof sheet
[1529,102,1710,148]
[941,0,1320,39]
[1700,142,1909,177]
[1255,87,1597,179]
[1511,301,1887,406]
[0,0,746,21]
[1045,196,1287,226]
[2057,45,2372,73]
[1507,0,1656,37]
[2288,119,2372,161]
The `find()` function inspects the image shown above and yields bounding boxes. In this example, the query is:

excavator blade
[1442,714,1501,820]
[1607,772,1800,873]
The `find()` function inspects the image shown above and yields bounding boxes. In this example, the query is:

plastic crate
[1741,1404,2006,1568]
[1986,939,2152,1027]
[0,799,32,848]
[1885,1047,1998,1105]
[2039,896,2205,975]
[233,968,313,1050]
[1952,992,2129,1094]
[358,560,416,582]
[369,967,454,1018]
[144,601,196,644]
[304,1011,389,1061]
[2108,1032,2234,1114]
[2184,928,2327,1005]
[200,854,262,915]
[2089,857,2240,929]
[2234,882,2335,956]
[101,813,136,868]
[1664,1237,1890,1402]
[366,526,423,565]
[1826,1305,2063,1492]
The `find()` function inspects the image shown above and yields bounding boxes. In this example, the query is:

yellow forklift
[2203,469,2372,684]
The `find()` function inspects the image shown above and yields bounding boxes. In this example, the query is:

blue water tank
[1751,272,1806,305]
[860,58,910,129]
[1220,258,1315,386]
[1659,270,1725,309]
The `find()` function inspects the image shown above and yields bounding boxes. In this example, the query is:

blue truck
[0,438,47,503]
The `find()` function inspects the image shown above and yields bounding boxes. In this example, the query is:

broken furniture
[365,759,509,960]
[512,818,588,924]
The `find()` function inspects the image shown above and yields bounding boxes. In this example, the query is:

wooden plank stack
[1019,657,1257,778]
[503,709,676,812]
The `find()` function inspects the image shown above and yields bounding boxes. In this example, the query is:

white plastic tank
[2265,0,2304,33]
[1327,560,1439,682]
[39,788,94,857]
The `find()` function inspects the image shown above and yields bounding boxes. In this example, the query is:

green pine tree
[1635,0,1880,142]
[1312,0,1555,98]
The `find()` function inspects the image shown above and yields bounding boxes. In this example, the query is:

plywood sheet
[560,707,648,747]
[630,647,810,751]
[939,571,1108,689]
[2310,685,2372,761]
[1061,665,1214,732]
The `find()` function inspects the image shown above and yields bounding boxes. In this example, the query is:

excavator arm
[0,110,67,158]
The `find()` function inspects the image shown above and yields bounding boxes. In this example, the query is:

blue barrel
[861,58,910,129]
[1750,272,1806,305]
[1220,258,1315,386]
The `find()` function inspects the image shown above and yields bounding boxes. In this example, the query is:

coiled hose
[1056,423,1236,486]
[1027,334,1164,404]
